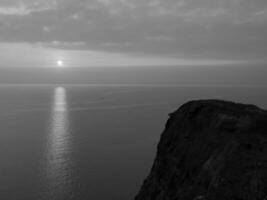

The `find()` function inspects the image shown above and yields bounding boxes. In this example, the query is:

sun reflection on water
[44,87,72,200]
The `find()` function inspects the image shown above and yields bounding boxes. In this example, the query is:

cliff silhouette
[135,100,267,200]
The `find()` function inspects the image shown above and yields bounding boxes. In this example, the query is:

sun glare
[57,60,64,67]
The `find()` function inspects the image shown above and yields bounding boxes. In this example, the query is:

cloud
[0,5,31,16]
[0,0,267,61]
[0,0,57,15]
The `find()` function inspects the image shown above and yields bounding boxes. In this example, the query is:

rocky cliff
[135,100,267,200]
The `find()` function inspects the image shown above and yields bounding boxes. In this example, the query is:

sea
[0,84,267,200]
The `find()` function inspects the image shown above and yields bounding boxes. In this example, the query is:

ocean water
[0,84,267,200]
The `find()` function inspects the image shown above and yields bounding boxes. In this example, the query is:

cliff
[135,100,267,200]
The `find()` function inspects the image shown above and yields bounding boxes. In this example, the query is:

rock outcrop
[135,100,267,200]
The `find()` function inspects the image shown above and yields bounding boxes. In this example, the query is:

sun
[57,60,64,67]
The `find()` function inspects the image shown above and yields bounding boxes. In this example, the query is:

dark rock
[135,100,267,200]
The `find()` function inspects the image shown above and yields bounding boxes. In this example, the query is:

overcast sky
[0,0,267,67]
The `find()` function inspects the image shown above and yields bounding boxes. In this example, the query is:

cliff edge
[135,100,267,200]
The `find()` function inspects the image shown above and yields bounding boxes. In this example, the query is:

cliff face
[135,100,267,200]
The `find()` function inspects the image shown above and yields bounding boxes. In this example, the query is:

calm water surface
[0,84,267,200]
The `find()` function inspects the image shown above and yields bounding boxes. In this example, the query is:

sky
[0,0,267,67]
